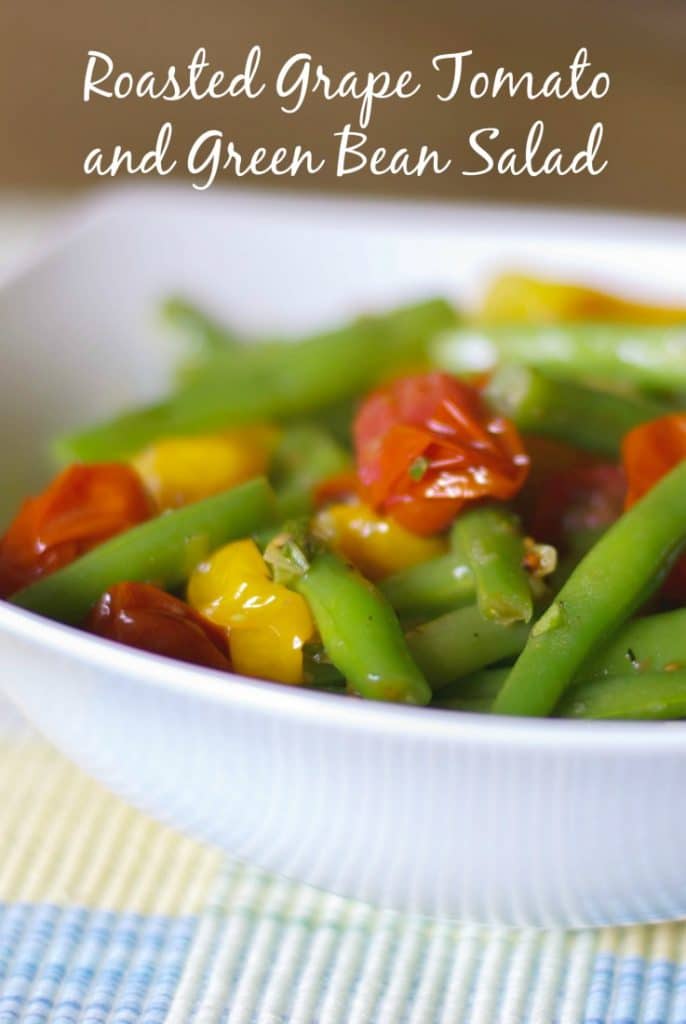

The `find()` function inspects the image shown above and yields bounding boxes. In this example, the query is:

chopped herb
[408,456,429,482]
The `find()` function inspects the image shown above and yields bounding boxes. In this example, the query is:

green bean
[451,504,533,624]
[552,531,607,589]
[294,550,431,705]
[161,296,240,356]
[313,398,355,448]
[434,322,686,391]
[433,694,493,714]
[493,461,686,717]
[271,424,352,519]
[555,671,686,720]
[579,609,686,679]
[435,670,686,720]
[55,403,176,464]
[302,646,346,689]
[485,365,666,458]
[432,612,686,711]
[175,298,456,417]
[432,667,507,709]
[11,477,275,624]
[406,604,530,689]
[57,299,458,463]
[380,552,475,620]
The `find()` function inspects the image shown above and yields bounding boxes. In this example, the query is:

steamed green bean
[161,296,240,357]
[485,365,667,457]
[380,552,475,620]
[580,609,686,679]
[295,550,431,705]
[407,604,530,689]
[556,671,686,720]
[451,504,533,624]
[435,322,686,390]
[494,461,686,717]
[11,478,275,624]
[436,669,686,721]
[57,299,458,462]
[271,424,351,519]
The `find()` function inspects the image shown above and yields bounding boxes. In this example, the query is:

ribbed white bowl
[1,187,686,926]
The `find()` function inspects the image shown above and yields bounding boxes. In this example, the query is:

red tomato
[622,414,686,508]
[515,436,590,525]
[86,582,232,671]
[353,372,529,535]
[0,464,153,598]
[528,461,626,552]
[623,414,686,600]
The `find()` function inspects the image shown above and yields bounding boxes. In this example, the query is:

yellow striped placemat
[0,721,684,1022]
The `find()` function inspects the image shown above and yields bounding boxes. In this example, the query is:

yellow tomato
[313,502,446,581]
[481,273,686,325]
[132,427,278,510]
[187,538,314,685]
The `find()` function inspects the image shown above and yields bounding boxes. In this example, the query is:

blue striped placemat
[0,717,685,1023]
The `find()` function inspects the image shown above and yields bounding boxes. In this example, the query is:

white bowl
[1,187,686,928]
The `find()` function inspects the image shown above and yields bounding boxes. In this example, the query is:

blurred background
[1,0,685,215]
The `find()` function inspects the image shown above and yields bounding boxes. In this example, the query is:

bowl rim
[3,598,686,755]
[5,184,686,298]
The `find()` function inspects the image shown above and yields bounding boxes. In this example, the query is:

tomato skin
[0,464,153,598]
[528,461,626,553]
[623,414,686,600]
[622,414,686,508]
[353,372,529,535]
[86,582,232,671]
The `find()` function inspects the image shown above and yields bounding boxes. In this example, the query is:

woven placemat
[0,716,684,1023]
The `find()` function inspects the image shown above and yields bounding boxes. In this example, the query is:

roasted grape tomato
[86,582,231,671]
[0,464,153,598]
[528,461,626,554]
[623,414,686,600]
[353,372,529,535]
[623,414,686,509]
